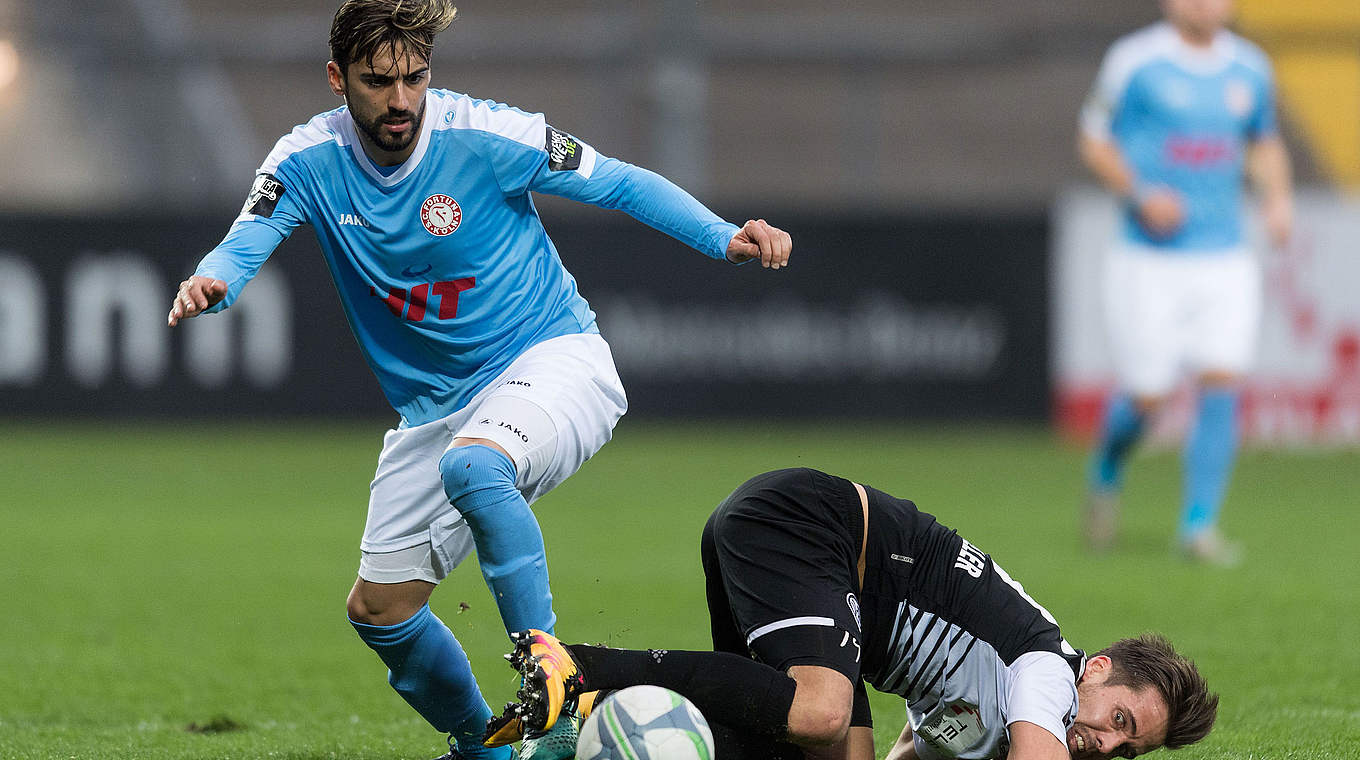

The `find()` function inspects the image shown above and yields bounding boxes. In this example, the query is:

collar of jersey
[343,91,436,188]
[1156,21,1235,75]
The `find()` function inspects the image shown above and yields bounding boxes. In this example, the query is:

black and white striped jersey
[857,485,1087,759]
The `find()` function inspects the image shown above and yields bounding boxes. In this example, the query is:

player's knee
[346,582,424,626]
[438,443,517,510]
[345,586,375,623]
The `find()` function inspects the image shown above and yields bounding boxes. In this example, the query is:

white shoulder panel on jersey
[431,89,599,179]
[1226,32,1273,78]
[1107,23,1178,90]
[258,106,349,175]
[435,89,545,149]
[1080,23,1175,139]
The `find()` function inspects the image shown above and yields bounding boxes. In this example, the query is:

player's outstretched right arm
[167,276,228,326]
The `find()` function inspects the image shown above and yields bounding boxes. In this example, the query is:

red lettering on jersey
[372,278,476,321]
[434,277,476,319]
[407,283,430,322]
[382,288,406,318]
[1165,136,1233,167]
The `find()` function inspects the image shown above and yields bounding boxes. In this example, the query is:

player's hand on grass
[727,219,792,269]
[1135,189,1185,239]
[168,276,228,326]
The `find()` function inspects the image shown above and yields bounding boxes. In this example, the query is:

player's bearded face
[340,45,430,157]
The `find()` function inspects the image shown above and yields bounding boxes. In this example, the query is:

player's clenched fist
[1135,189,1185,239]
[726,219,792,269]
[167,276,228,326]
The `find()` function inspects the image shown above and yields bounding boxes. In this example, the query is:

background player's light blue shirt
[1080,23,1277,252]
[194,89,740,426]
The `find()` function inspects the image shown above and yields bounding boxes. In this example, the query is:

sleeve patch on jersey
[241,173,287,217]
[546,127,583,171]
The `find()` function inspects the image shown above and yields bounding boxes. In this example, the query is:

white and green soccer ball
[576,685,715,760]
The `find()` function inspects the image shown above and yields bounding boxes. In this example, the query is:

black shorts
[701,468,872,726]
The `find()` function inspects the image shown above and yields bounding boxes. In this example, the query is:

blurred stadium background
[1,0,1357,434]
[2,1,1359,759]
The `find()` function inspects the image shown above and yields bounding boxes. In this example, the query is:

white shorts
[358,332,627,584]
[1102,242,1261,397]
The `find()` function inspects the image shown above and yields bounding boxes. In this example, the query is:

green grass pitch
[2,420,1357,759]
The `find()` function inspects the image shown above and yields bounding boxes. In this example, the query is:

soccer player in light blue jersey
[166,2,790,758]
[1077,0,1292,565]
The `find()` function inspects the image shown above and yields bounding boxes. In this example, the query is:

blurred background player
[487,468,1218,760]
[1077,0,1292,564]
[166,1,791,758]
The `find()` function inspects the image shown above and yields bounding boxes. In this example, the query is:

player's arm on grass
[883,723,919,760]
[518,125,791,268]
[800,725,875,760]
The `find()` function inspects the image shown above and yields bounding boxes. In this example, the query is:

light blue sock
[1089,393,1146,491]
[1181,388,1240,540]
[350,605,511,760]
[440,444,556,634]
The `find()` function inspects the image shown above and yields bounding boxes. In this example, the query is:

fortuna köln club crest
[420,194,462,236]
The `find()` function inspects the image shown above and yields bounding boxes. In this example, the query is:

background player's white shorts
[1102,242,1261,397]
[358,332,627,584]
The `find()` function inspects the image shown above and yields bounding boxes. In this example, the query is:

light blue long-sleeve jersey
[1080,23,1277,251]
[195,89,739,425]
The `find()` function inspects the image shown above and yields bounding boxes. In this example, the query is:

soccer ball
[575,685,716,760]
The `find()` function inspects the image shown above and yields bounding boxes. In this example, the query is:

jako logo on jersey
[497,421,529,443]
[338,213,370,227]
[954,539,986,578]
[845,592,861,629]
[420,194,462,236]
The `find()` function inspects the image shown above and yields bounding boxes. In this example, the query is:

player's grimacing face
[1068,658,1170,760]
[329,44,430,162]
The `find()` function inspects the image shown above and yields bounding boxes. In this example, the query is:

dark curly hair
[329,0,457,73]
[1095,633,1219,750]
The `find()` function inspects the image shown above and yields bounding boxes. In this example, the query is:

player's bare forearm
[1077,133,1135,198]
[884,723,918,760]
[1247,136,1294,247]
[167,276,228,326]
[1247,135,1292,203]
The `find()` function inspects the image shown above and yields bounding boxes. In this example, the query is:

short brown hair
[1095,634,1218,750]
[329,0,458,72]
